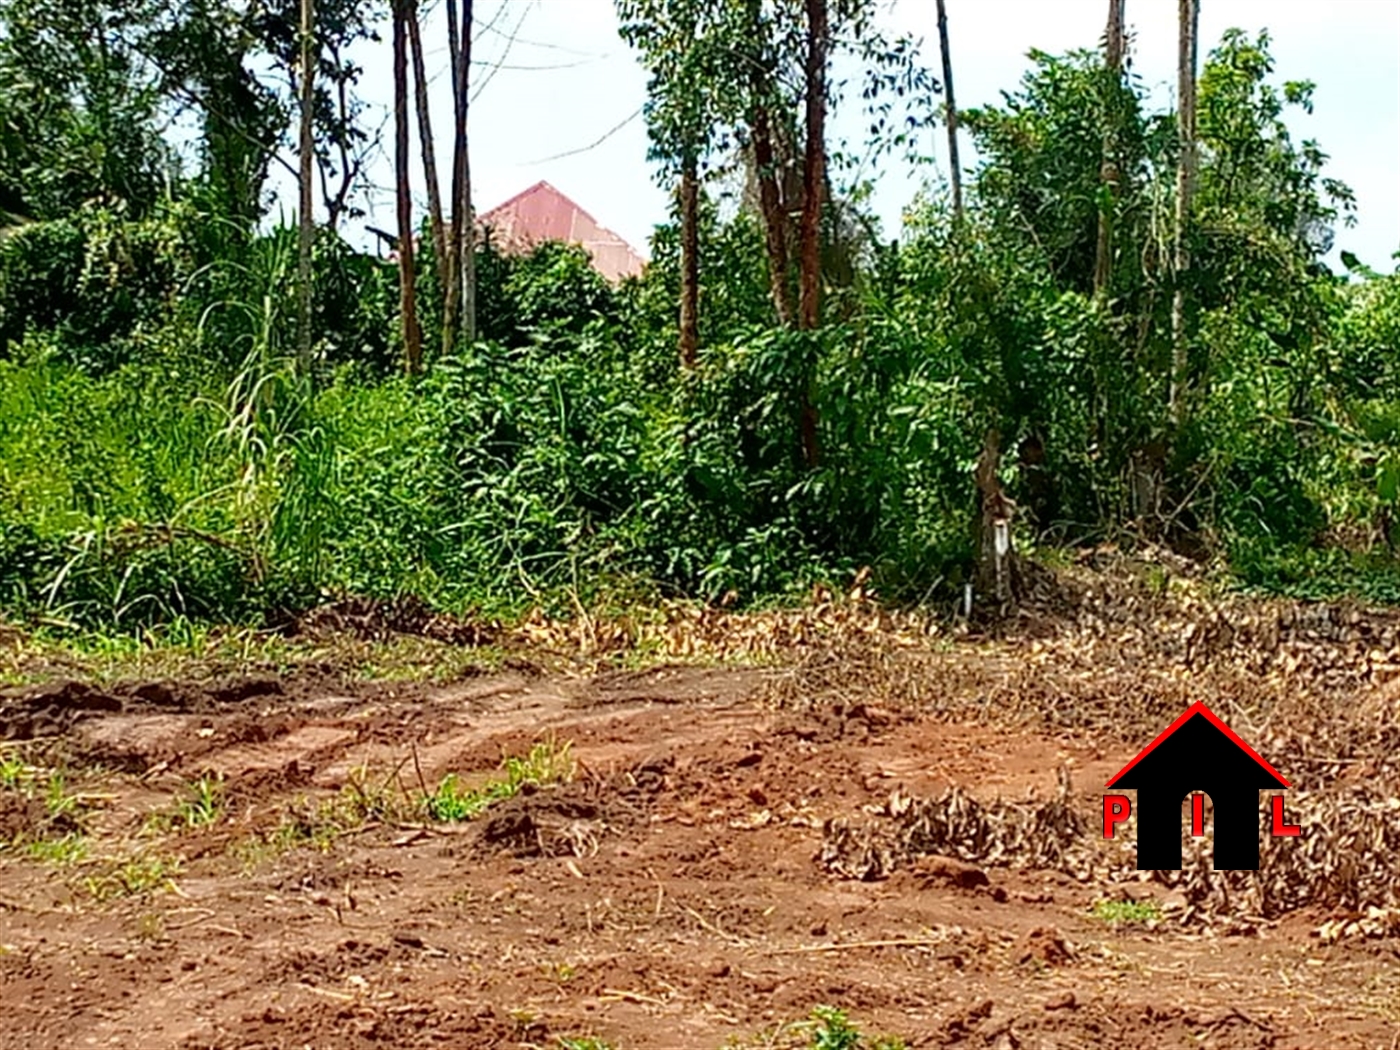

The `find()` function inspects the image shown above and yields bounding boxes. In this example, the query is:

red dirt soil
[0,660,1394,1049]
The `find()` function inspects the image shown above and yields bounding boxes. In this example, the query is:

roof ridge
[1105,701,1289,789]
[478,179,552,220]
[477,181,645,261]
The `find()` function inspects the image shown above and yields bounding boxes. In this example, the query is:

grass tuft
[81,853,182,902]
[424,737,574,823]
[1090,898,1162,926]
[724,1006,909,1049]
[177,773,224,828]
[24,832,88,865]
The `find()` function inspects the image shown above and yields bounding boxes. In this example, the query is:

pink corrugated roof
[477,181,647,283]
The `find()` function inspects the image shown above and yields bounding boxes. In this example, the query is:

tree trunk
[743,0,793,328]
[392,0,422,374]
[678,153,700,370]
[750,98,794,327]
[406,0,447,296]
[974,428,1019,615]
[447,0,475,350]
[461,102,476,347]
[1169,0,1199,427]
[296,0,315,372]
[1092,0,1126,301]
[796,0,828,470]
[441,0,461,354]
[798,0,827,332]
[935,0,962,224]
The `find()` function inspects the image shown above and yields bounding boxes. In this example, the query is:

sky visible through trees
[2,0,1400,632]
[262,0,1399,271]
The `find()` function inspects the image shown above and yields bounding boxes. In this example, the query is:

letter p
[1103,794,1131,838]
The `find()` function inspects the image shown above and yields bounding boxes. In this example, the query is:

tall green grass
[3,212,1398,637]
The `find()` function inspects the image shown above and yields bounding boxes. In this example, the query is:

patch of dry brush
[813,549,1400,940]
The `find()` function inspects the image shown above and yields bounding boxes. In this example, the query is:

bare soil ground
[4,574,1400,1049]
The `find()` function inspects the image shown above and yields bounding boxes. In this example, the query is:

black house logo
[1103,701,1299,870]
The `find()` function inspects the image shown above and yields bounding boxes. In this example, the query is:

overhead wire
[521,106,643,164]
[306,0,635,237]
[471,7,603,57]
[419,41,605,70]
[471,0,536,103]
[472,0,513,41]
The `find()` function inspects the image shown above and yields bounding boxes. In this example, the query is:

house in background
[476,180,647,284]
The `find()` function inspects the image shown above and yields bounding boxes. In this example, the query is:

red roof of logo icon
[1105,701,1290,789]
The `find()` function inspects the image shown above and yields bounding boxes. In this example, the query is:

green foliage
[0,753,25,790]
[0,0,382,235]
[174,774,224,829]
[0,202,200,370]
[921,24,1381,587]
[1334,273,1400,399]
[1231,546,1400,605]
[0,0,172,222]
[82,852,181,900]
[424,739,574,823]
[25,833,89,865]
[646,316,979,601]
[809,1006,862,1050]
[616,0,731,175]
[417,231,620,363]
[319,334,652,613]
[962,48,1163,299]
[505,242,620,341]
[307,232,397,373]
[1194,30,1355,259]
[0,9,1396,633]
[0,758,97,857]
[1090,898,1162,926]
[635,203,775,354]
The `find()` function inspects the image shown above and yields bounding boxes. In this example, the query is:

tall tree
[305,0,378,231]
[741,0,795,326]
[621,0,929,346]
[149,0,379,232]
[405,0,447,291]
[1092,0,1126,300]
[1169,0,1199,426]
[391,0,421,373]
[935,0,962,224]
[442,0,474,354]
[617,0,723,369]
[797,0,827,333]
[795,0,828,468]
[458,0,475,348]
[0,0,171,222]
[678,153,700,368]
[296,0,316,371]
[265,0,382,231]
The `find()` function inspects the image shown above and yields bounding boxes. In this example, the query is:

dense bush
[0,26,1397,633]
[0,203,200,372]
